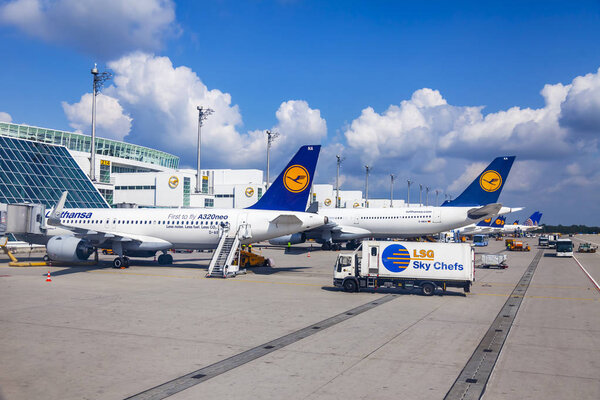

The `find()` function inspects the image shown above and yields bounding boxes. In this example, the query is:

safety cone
[46,271,52,282]
[307,251,311,257]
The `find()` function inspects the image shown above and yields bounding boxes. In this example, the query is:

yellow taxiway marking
[470,292,600,301]
[477,282,593,290]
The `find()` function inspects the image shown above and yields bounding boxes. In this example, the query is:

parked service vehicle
[578,243,598,253]
[473,234,488,247]
[479,254,508,269]
[333,241,474,296]
[547,234,559,249]
[538,236,549,247]
[555,239,573,257]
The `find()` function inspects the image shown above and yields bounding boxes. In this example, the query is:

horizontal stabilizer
[467,203,502,220]
[270,214,302,225]
[498,206,524,215]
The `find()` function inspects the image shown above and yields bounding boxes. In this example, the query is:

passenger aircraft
[502,211,543,234]
[270,156,520,249]
[35,145,327,267]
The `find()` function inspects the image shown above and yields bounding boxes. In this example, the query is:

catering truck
[333,241,474,296]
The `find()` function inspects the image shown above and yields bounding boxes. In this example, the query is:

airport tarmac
[0,236,599,400]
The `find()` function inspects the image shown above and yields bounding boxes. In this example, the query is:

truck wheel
[463,283,471,293]
[421,283,435,296]
[343,279,358,293]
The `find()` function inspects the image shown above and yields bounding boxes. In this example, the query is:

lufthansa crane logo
[168,176,179,189]
[283,164,309,193]
[324,198,332,206]
[245,187,254,197]
[484,218,492,223]
[479,170,502,192]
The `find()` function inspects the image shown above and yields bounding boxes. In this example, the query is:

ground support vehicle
[473,234,489,246]
[556,239,574,257]
[479,254,508,269]
[578,243,598,253]
[508,241,530,251]
[333,241,474,296]
[538,236,549,247]
[232,249,272,267]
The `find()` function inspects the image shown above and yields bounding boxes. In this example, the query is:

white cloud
[0,0,178,58]
[62,93,132,141]
[62,52,326,169]
[0,111,12,122]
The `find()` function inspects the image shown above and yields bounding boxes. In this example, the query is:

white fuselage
[315,206,488,241]
[44,207,326,250]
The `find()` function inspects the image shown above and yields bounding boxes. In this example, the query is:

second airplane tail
[247,145,321,212]
[442,156,516,207]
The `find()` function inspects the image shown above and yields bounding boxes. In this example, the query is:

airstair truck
[333,241,474,296]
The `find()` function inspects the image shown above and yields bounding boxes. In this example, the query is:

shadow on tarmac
[320,286,467,297]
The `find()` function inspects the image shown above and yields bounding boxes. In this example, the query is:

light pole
[435,190,439,206]
[419,184,423,206]
[390,174,395,207]
[196,106,214,193]
[364,165,370,208]
[407,179,412,206]
[336,155,343,208]
[90,63,111,181]
[265,130,280,189]
[426,187,430,207]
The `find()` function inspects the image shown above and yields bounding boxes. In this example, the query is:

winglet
[48,191,68,226]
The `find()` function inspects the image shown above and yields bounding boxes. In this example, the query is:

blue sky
[1,0,600,225]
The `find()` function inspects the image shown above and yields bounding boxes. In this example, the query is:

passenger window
[371,247,377,256]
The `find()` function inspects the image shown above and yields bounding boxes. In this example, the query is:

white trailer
[333,240,474,296]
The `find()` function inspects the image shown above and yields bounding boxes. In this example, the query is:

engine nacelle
[269,233,306,246]
[46,236,94,262]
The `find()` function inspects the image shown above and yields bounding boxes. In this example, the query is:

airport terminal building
[0,122,266,209]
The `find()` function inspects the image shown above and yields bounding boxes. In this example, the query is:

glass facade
[183,177,190,207]
[0,122,179,169]
[204,198,214,208]
[0,136,109,208]
[99,160,111,183]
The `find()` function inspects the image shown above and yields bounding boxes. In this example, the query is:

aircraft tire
[165,254,173,264]
[113,257,123,269]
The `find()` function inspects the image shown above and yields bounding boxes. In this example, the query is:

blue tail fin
[477,217,493,227]
[491,216,505,228]
[442,156,515,207]
[525,211,542,226]
[247,145,321,212]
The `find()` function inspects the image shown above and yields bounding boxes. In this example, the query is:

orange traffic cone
[46,271,52,282]
[307,251,311,257]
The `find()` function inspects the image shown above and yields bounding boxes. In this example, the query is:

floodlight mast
[196,106,214,193]
[265,130,280,189]
[90,63,112,181]
[407,179,412,206]
[426,186,430,207]
[390,174,395,207]
[364,165,370,208]
[335,155,344,208]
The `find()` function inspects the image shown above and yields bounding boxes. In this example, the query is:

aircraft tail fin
[525,211,543,226]
[247,145,321,212]
[442,156,515,207]
[491,216,505,228]
[476,217,493,227]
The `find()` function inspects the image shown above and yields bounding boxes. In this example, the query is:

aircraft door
[353,215,359,225]
[368,245,379,275]
[237,213,252,239]
[432,208,441,223]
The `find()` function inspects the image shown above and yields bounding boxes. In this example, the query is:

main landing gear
[113,256,130,269]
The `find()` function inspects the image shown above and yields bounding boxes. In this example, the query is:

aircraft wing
[330,225,371,236]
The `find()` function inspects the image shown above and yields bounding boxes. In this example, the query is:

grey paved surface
[0,235,598,400]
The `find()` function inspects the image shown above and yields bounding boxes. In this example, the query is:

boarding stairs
[207,224,250,278]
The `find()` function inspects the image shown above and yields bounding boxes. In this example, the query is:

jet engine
[46,236,95,262]
[269,233,306,246]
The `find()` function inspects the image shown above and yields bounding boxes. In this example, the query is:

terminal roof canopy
[0,135,109,208]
